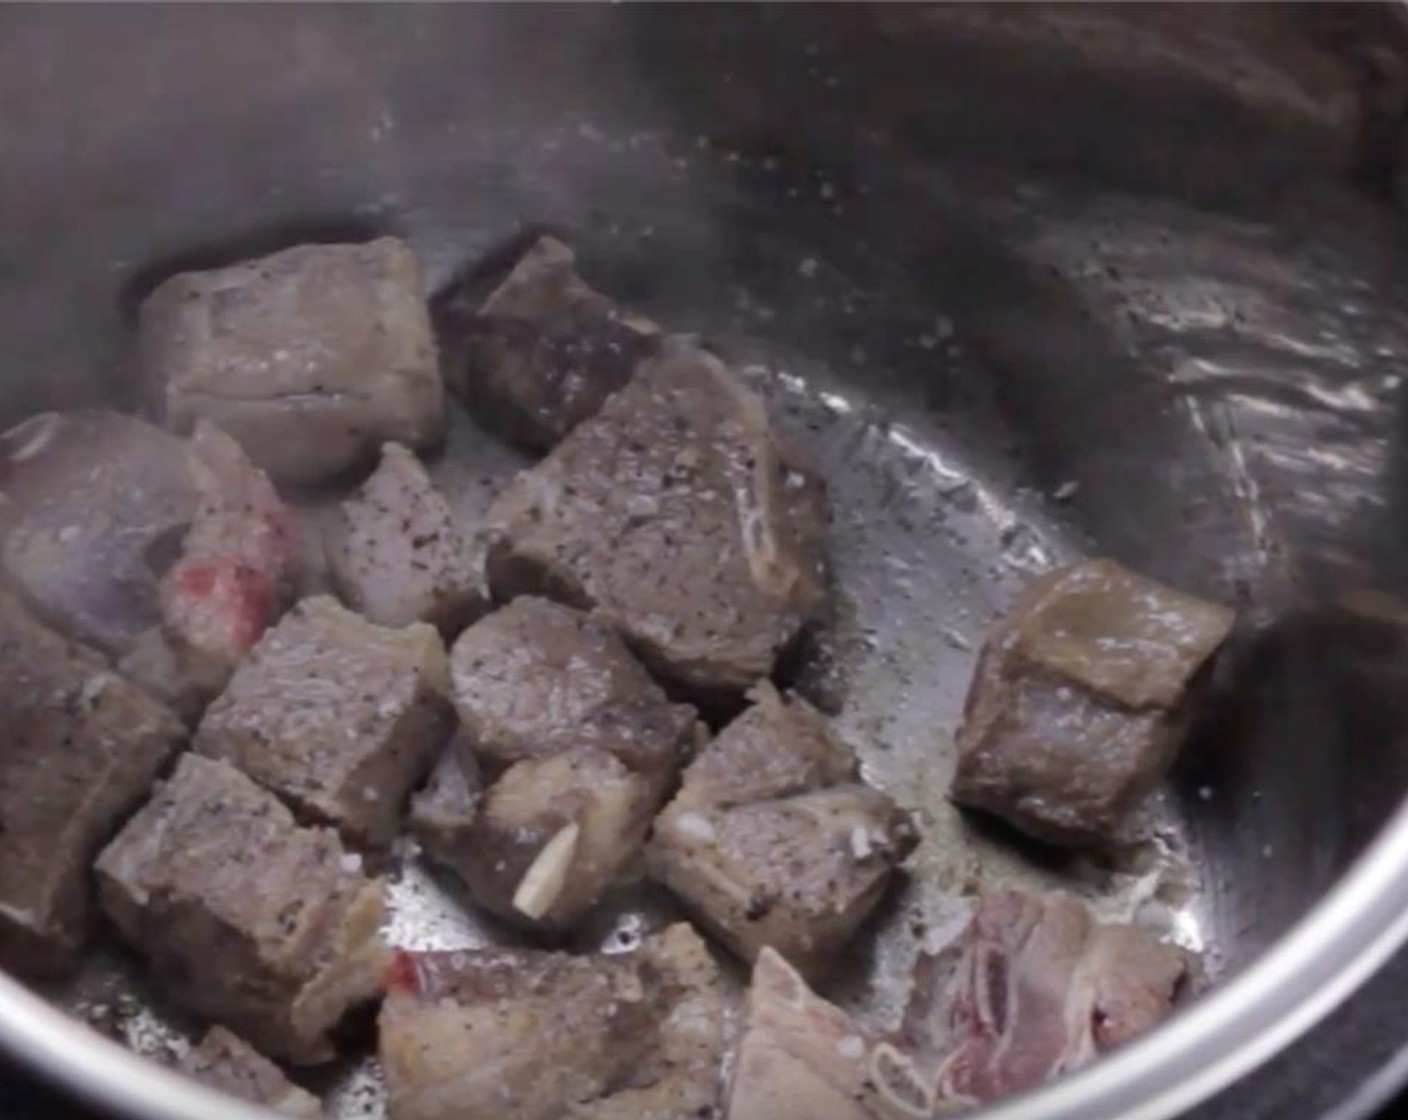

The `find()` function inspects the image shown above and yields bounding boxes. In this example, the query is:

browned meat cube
[423,597,696,929]
[95,754,388,1064]
[141,238,444,485]
[727,948,900,1120]
[0,589,185,977]
[178,1027,323,1117]
[457,236,661,451]
[195,596,454,848]
[564,924,727,1120]
[647,684,916,978]
[324,441,484,633]
[452,749,662,927]
[894,890,1190,1108]
[484,345,828,696]
[379,923,725,1120]
[952,559,1235,846]
[449,595,697,771]
[0,410,197,657]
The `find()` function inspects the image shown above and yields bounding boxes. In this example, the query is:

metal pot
[4,5,1408,1119]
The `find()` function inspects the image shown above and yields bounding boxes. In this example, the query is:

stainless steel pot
[4,5,1408,1119]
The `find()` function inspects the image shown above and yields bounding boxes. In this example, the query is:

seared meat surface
[456,236,661,451]
[484,345,828,696]
[648,684,915,978]
[568,925,728,1120]
[95,754,388,1063]
[431,597,696,928]
[178,1027,323,1118]
[379,923,726,1120]
[141,238,444,485]
[0,589,185,977]
[0,410,197,656]
[195,596,454,848]
[952,559,1234,846]
[324,441,483,633]
[449,595,697,771]
[895,890,1189,1108]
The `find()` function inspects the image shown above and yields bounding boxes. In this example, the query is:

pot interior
[3,5,1408,1118]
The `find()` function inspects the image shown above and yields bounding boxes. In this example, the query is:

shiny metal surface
[3,4,1408,1118]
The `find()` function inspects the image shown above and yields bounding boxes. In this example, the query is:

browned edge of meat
[194,596,455,850]
[951,558,1235,847]
[482,344,829,699]
[648,682,917,980]
[424,596,698,930]
[324,441,486,636]
[0,587,186,978]
[455,234,662,452]
[95,754,389,1064]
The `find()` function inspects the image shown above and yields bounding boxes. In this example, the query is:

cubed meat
[95,754,388,1063]
[0,410,197,656]
[647,684,916,978]
[457,235,661,451]
[426,597,696,929]
[140,238,444,485]
[567,924,729,1120]
[178,1027,323,1118]
[160,420,300,661]
[379,923,726,1120]
[324,441,484,633]
[123,420,302,716]
[449,595,698,771]
[0,589,185,977]
[195,596,454,848]
[894,890,1190,1108]
[727,948,901,1120]
[952,559,1235,846]
[484,345,828,696]
[451,749,664,927]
